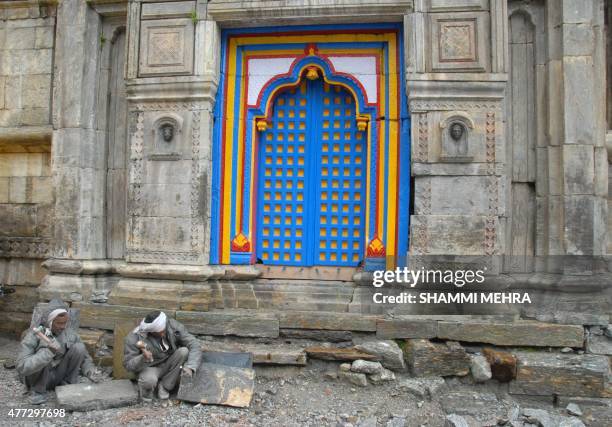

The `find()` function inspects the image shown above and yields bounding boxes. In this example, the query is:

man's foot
[157,384,169,400]
[29,392,48,405]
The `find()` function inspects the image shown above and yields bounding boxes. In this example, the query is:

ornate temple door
[256,79,367,267]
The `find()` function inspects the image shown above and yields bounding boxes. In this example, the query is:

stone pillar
[407,0,508,272]
[51,0,105,260]
[554,0,608,272]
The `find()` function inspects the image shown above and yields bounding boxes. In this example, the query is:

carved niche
[149,114,184,160]
[439,113,474,162]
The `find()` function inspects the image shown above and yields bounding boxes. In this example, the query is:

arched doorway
[255,77,367,267]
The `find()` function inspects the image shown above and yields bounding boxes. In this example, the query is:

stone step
[509,352,611,398]
[56,380,138,411]
[304,346,380,362]
[108,279,211,311]
[73,302,175,330]
[404,339,471,377]
[279,311,378,331]
[176,310,280,338]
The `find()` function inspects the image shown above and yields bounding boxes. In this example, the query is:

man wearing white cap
[16,299,98,405]
[123,310,201,401]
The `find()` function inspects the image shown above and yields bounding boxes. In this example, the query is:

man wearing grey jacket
[16,300,97,405]
[124,310,201,401]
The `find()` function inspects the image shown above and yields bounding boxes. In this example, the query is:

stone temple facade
[0,0,610,342]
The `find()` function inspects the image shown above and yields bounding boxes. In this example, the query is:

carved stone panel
[139,19,194,77]
[430,12,489,72]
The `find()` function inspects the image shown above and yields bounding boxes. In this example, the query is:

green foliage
[190,10,198,24]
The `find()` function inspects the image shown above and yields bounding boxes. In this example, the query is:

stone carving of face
[161,124,174,142]
[450,123,464,141]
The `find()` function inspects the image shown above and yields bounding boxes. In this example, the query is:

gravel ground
[0,334,605,427]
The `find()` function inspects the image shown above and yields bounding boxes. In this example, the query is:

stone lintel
[126,76,218,106]
[207,0,413,27]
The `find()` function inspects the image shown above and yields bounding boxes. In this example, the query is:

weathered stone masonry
[0,0,610,400]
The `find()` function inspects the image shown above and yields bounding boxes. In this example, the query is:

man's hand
[46,340,64,355]
[136,340,153,362]
[181,367,193,378]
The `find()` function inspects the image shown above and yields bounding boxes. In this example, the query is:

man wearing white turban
[123,310,202,401]
[16,299,98,405]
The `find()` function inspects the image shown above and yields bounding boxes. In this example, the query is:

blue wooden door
[256,80,366,267]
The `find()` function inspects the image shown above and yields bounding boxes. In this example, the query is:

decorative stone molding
[138,18,194,77]
[0,238,52,258]
[414,113,429,162]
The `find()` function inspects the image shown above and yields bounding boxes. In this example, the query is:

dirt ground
[0,334,606,427]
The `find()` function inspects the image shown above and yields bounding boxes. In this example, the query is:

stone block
[586,328,612,356]
[21,74,51,109]
[563,145,594,194]
[113,322,136,380]
[410,215,487,255]
[177,363,255,408]
[354,340,406,371]
[563,56,594,145]
[20,107,49,126]
[338,370,368,387]
[437,321,585,347]
[376,318,438,339]
[35,26,54,49]
[56,380,138,411]
[5,27,36,50]
[564,195,595,255]
[0,204,37,237]
[404,340,470,377]
[470,354,492,382]
[562,0,593,23]
[129,216,193,254]
[139,183,192,218]
[305,346,380,362]
[108,279,211,312]
[200,341,306,366]
[483,348,517,382]
[440,391,503,418]
[510,352,611,397]
[8,177,27,203]
[0,178,8,202]
[176,310,279,338]
[0,311,30,337]
[562,24,594,56]
[0,285,38,313]
[427,176,490,215]
[31,176,53,203]
[351,360,383,375]
[279,311,378,331]
[73,302,175,331]
[139,18,194,76]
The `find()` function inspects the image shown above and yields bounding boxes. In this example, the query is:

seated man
[16,300,98,405]
[124,311,201,401]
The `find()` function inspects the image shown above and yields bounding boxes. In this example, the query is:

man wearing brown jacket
[123,310,201,401]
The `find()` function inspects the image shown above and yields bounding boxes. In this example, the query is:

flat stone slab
[279,311,378,331]
[177,310,279,338]
[437,321,585,347]
[305,346,380,362]
[510,352,611,398]
[376,318,438,339]
[279,329,352,342]
[56,380,138,411]
[404,339,470,377]
[177,362,255,408]
[202,351,253,368]
[201,341,307,366]
[482,347,517,382]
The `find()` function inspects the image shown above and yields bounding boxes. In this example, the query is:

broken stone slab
[176,310,279,338]
[305,346,380,362]
[510,352,611,398]
[279,311,378,331]
[279,329,352,342]
[369,367,395,384]
[404,340,470,377]
[351,360,383,375]
[338,370,368,387]
[586,327,612,355]
[470,354,492,383]
[483,348,517,382]
[375,318,438,339]
[201,351,253,368]
[177,362,255,408]
[56,380,138,411]
[73,302,176,330]
[397,377,446,400]
[445,414,469,427]
[354,340,406,371]
[566,403,583,416]
[437,321,585,347]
